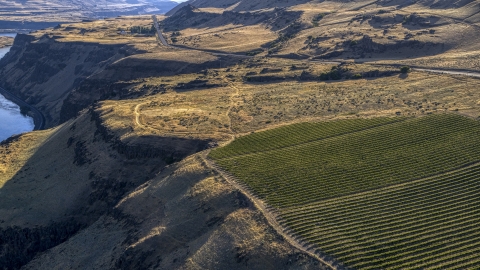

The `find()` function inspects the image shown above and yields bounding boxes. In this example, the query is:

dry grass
[31,16,160,50]
[168,25,277,53]
[0,130,53,187]
[0,36,13,48]
[96,56,480,145]
[164,0,480,70]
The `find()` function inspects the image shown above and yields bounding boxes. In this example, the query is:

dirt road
[413,68,480,78]
[152,15,169,47]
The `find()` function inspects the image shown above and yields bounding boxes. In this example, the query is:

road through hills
[152,16,480,80]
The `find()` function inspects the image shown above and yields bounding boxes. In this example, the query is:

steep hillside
[0,103,325,269]
[0,106,207,267]
[0,16,170,127]
[167,0,314,15]
[169,0,480,14]
[0,34,129,127]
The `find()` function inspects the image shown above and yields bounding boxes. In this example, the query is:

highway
[152,15,170,47]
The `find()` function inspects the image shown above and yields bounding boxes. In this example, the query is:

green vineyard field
[209,114,480,269]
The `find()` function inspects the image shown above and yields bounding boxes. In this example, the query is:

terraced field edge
[209,113,480,269]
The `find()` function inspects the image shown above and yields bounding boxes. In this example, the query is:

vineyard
[209,114,480,269]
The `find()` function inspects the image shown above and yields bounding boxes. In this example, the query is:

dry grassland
[97,56,480,144]
[0,130,54,187]
[33,16,160,51]
[0,36,13,48]
[164,0,480,71]
[169,25,277,53]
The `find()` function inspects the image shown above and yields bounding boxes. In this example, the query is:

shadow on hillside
[59,53,242,122]
[168,0,313,14]
[163,4,304,33]
[0,112,212,269]
[367,14,444,30]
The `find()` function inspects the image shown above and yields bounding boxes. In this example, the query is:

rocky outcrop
[0,34,131,127]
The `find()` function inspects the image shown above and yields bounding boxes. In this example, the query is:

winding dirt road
[412,68,480,78]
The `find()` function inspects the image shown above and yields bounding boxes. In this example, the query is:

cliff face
[0,34,131,127]
[0,107,213,268]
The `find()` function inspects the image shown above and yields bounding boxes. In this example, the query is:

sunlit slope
[210,113,480,268]
[211,114,480,205]
[166,0,480,70]
[281,162,480,269]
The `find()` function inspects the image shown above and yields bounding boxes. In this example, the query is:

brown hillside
[163,0,480,70]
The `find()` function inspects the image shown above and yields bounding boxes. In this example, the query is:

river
[0,33,35,142]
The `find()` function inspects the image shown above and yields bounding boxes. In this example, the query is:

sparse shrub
[312,13,326,27]
[352,73,362,79]
[319,66,345,80]
[400,66,411,74]
[402,15,413,25]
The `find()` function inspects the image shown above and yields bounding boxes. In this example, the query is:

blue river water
[0,33,35,142]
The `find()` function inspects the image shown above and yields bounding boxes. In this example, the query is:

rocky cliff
[0,34,133,127]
